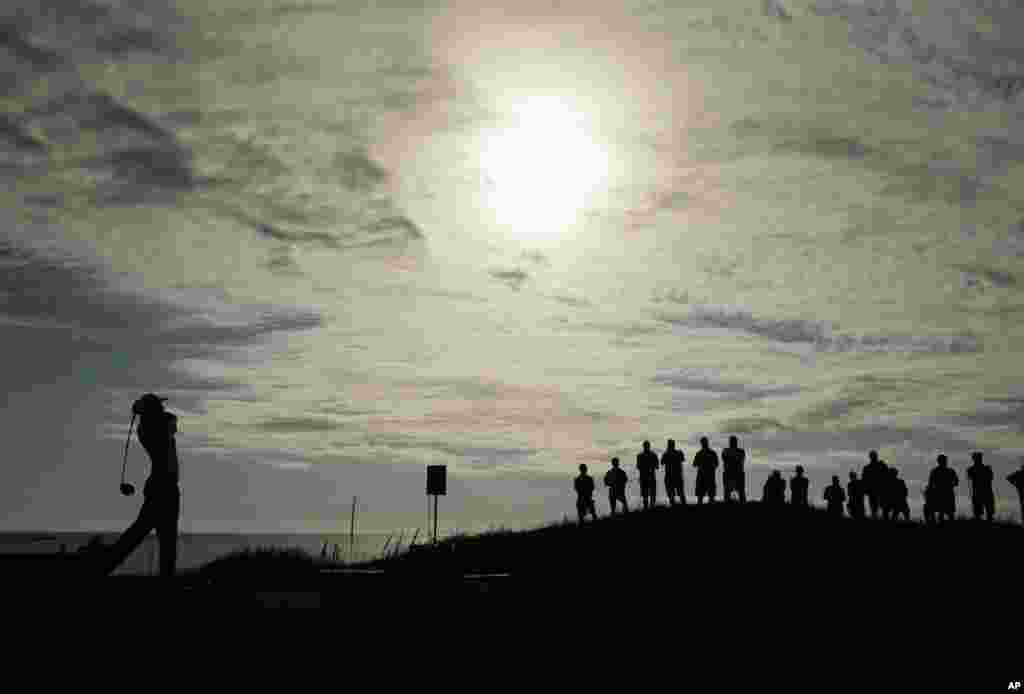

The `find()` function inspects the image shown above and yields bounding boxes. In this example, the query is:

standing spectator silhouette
[923,482,936,524]
[721,435,746,503]
[824,476,845,517]
[661,439,686,506]
[1008,462,1024,523]
[762,470,785,507]
[790,466,809,509]
[846,471,865,520]
[692,437,719,504]
[861,451,889,519]
[636,441,659,509]
[880,465,897,521]
[101,393,181,577]
[888,468,910,521]
[966,452,994,522]
[574,464,598,524]
[927,454,959,523]
[604,457,629,515]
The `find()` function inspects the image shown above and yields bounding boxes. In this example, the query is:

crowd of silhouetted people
[573,436,1024,526]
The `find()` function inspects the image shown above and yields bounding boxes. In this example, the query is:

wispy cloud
[489,267,529,290]
[658,305,981,354]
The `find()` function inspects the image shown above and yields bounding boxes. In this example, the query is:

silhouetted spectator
[790,466,809,508]
[661,439,686,506]
[847,471,865,520]
[604,457,629,515]
[824,476,845,517]
[762,470,785,506]
[692,437,719,504]
[888,468,909,521]
[636,441,659,509]
[880,465,896,521]
[923,483,936,524]
[721,435,746,503]
[966,452,995,521]
[101,393,181,577]
[574,464,598,524]
[861,451,889,519]
[1008,463,1024,523]
[927,454,959,523]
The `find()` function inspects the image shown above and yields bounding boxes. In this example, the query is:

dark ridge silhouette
[5,499,1022,621]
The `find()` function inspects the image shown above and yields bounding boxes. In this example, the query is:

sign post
[426,465,447,544]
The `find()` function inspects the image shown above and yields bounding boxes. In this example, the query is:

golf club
[120,412,136,496]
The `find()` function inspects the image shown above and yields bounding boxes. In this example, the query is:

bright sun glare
[479,96,609,237]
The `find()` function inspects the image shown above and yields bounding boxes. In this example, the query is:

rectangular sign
[426,464,447,496]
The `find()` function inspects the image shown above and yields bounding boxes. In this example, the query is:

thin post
[433,494,439,544]
[349,496,357,561]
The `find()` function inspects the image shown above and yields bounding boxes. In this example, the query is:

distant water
[0,531,402,575]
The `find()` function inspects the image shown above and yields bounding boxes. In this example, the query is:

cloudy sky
[3,0,1023,534]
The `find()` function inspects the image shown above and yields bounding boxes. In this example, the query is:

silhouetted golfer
[721,435,746,503]
[847,471,865,520]
[604,457,629,515]
[763,470,785,506]
[887,468,909,521]
[636,441,659,509]
[661,439,686,506]
[1008,463,1024,523]
[575,464,598,524]
[927,454,959,523]
[101,393,181,577]
[790,465,809,508]
[966,452,994,521]
[692,437,718,504]
[862,451,889,519]
[824,476,845,517]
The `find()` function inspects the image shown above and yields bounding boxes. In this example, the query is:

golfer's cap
[137,393,168,410]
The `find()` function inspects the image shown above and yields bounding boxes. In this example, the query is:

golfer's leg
[101,501,156,575]
[157,490,180,577]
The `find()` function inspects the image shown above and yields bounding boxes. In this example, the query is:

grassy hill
[6,501,1019,622]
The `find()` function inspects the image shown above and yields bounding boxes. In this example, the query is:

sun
[478,96,609,237]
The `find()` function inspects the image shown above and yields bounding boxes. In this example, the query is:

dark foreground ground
[6,503,1020,620]
[9,503,1016,688]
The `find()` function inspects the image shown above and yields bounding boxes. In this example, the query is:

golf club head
[120,483,135,496]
